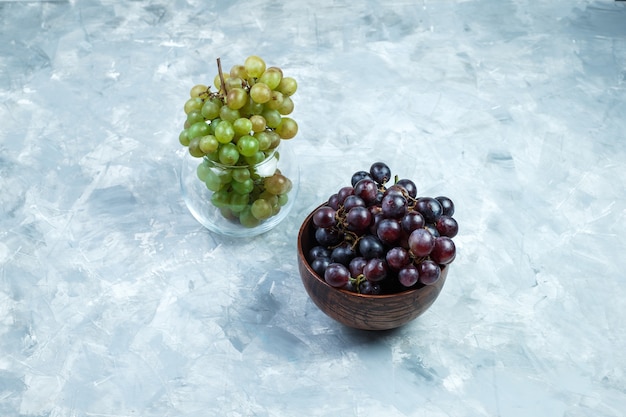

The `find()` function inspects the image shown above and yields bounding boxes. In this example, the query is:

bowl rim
[297,203,448,299]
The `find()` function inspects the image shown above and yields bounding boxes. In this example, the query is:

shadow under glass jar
[180,144,300,237]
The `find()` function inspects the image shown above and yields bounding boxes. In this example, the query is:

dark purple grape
[381,193,408,219]
[396,178,417,198]
[408,228,436,257]
[312,206,336,228]
[337,186,354,205]
[351,170,372,186]
[343,195,366,212]
[398,264,420,287]
[328,193,341,210]
[415,197,443,224]
[346,206,372,233]
[385,246,410,271]
[324,263,351,287]
[401,211,425,233]
[430,237,456,265]
[376,218,402,245]
[315,227,342,246]
[417,260,441,285]
[370,162,392,185]
[369,211,384,236]
[311,257,331,276]
[425,224,440,238]
[436,196,455,216]
[363,258,388,282]
[354,178,379,206]
[349,256,368,277]
[342,280,357,292]
[309,245,331,260]
[435,215,458,238]
[360,281,381,295]
[383,185,405,197]
[331,242,356,266]
[358,235,385,259]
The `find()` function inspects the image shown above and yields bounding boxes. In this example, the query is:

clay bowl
[297,204,448,331]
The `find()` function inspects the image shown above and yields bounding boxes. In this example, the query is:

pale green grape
[239,206,261,228]
[232,167,250,183]
[214,120,235,144]
[231,178,254,195]
[230,64,247,79]
[199,135,219,153]
[211,189,230,208]
[190,84,208,98]
[226,87,248,110]
[262,109,281,129]
[278,193,289,206]
[236,135,259,157]
[259,68,282,90]
[219,106,240,123]
[254,131,272,151]
[204,169,223,192]
[229,192,249,213]
[188,137,205,157]
[233,118,253,136]
[241,97,264,115]
[244,151,267,166]
[267,131,282,149]
[250,115,266,132]
[251,198,272,220]
[196,160,211,182]
[201,99,221,120]
[186,110,204,125]
[219,142,240,165]
[244,55,266,78]
[266,90,284,110]
[264,173,292,195]
[214,73,229,91]
[276,117,298,139]
[179,129,190,146]
[278,77,297,96]
[225,77,244,90]
[184,97,203,114]
[277,95,294,115]
[188,121,211,139]
[250,83,272,104]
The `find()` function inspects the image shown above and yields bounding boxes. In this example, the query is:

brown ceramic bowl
[297,204,448,331]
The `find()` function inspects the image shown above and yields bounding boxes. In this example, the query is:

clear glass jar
[180,144,300,237]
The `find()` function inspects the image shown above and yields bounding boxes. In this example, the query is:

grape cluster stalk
[307,162,458,295]
[178,55,299,227]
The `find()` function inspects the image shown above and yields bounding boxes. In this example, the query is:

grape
[249,115,266,132]
[351,170,371,187]
[401,211,425,233]
[186,109,205,126]
[226,87,248,109]
[250,82,272,104]
[343,195,366,212]
[236,135,259,157]
[435,215,458,238]
[251,198,272,220]
[199,135,219,153]
[415,197,443,224]
[266,90,285,110]
[311,257,331,277]
[244,55,266,78]
[219,105,240,123]
[230,64,247,79]
[309,245,331,260]
[239,206,261,228]
[215,120,235,144]
[277,76,297,96]
[408,228,435,257]
[259,67,282,90]
[345,206,372,233]
[313,206,337,228]
[190,84,208,98]
[430,237,456,265]
[354,178,379,206]
[231,178,254,195]
[358,235,385,259]
[381,193,408,219]
[376,218,402,245]
[201,99,222,120]
[331,243,356,266]
[417,260,441,285]
[184,97,203,114]
[277,96,294,115]
[349,257,367,277]
[327,193,341,210]
[218,143,239,165]
[188,121,211,139]
[264,173,292,195]
[398,264,419,287]
[276,117,298,139]
[363,258,388,282]
[228,192,248,212]
[324,263,351,288]
[385,246,410,271]
[188,137,204,157]
[370,162,391,185]
[233,117,253,136]
[359,281,381,295]
[262,109,282,129]
[436,196,455,216]
[337,186,355,205]
[315,227,343,246]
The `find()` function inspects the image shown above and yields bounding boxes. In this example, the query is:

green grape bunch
[178,55,299,228]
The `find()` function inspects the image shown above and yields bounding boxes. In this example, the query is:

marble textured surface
[1,0,626,416]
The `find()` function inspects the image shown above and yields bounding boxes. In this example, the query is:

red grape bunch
[307,162,458,295]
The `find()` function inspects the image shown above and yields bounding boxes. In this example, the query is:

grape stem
[217,57,228,95]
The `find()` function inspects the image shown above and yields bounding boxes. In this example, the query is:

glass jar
[180,144,300,237]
